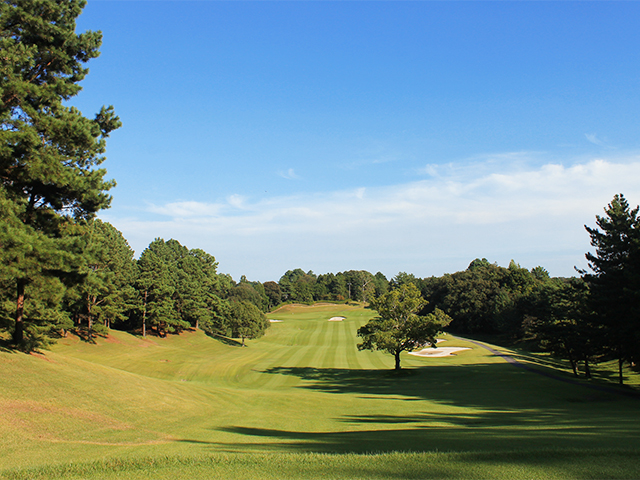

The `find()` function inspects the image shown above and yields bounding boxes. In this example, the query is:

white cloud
[147,201,222,218]
[278,168,300,180]
[102,156,640,282]
[585,133,607,147]
[227,194,248,210]
[419,164,439,177]
[344,154,399,170]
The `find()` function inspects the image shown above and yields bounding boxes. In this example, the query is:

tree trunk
[394,351,401,370]
[87,294,93,340]
[619,357,624,385]
[567,349,578,376]
[584,358,591,379]
[242,335,246,347]
[569,357,578,377]
[142,290,147,338]
[12,279,26,345]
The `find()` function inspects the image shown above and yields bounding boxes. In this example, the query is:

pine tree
[527,278,601,378]
[0,0,120,349]
[584,194,640,384]
[181,248,229,333]
[72,220,136,339]
[136,239,185,337]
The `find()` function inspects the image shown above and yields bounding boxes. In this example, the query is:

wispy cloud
[146,195,249,218]
[278,168,300,180]
[342,154,400,171]
[227,194,248,210]
[416,151,544,178]
[147,201,223,218]
[585,133,608,147]
[103,156,640,281]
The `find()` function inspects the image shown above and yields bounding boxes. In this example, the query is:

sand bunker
[328,317,345,322]
[409,346,470,357]
[268,319,283,323]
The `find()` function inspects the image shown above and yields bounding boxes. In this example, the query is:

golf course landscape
[1,303,640,479]
[4,1,640,478]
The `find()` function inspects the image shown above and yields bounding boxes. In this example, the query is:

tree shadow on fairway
[212,418,640,454]
[189,363,640,453]
[207,333,243,347]
[262,364,632,409]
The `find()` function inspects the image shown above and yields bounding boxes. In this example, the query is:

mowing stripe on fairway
[3,303,640,479]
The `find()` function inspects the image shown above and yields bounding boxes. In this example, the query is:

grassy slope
[1,303,640,479]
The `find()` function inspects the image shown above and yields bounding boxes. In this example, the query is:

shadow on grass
[178,362,640,454]
[0,337,15,353]
[506,350,638,388]
[71,328,99,344]
[461,338,640,398]
[208,421,640,454]
[454,333,640,390]
[212,334,244,347]
[263,363,637,406]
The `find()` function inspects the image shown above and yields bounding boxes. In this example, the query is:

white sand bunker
[409,346,470,357]
[328,316,346,322]
[268,319,283,323]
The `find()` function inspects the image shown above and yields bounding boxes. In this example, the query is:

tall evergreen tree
[0,0,120,349]
[72,220,136,339]
[526,278,601,378]
[136,238,228,337]
[583,194,640,384]
[136,239,187,337]
[175,246,228,332]
[373,272,390,297]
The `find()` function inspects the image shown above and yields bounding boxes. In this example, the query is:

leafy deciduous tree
[263,281,282,309]
[228,300,269,347]
[357,283,452,370]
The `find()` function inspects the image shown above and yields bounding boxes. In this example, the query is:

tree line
[0,219,270,348]
[3,193,638,382]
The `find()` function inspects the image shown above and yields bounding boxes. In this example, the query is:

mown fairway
[1,303,640,479]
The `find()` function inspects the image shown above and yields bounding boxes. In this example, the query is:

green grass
[4,450,640,480]
[1,303,639,479]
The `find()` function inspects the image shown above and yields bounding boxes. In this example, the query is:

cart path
[458,336,640,399]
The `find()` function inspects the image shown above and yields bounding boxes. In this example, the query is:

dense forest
[2,0,639,385]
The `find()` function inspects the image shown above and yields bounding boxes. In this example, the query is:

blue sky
[74,1,640,282]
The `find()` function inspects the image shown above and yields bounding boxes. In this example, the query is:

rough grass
[4,449,640,480]
[1,303,639,479]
